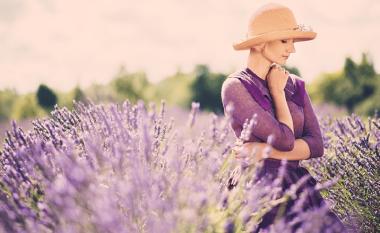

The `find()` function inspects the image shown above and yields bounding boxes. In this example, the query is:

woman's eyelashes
[281,39,294,44]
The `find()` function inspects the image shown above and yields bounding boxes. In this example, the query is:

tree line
[0,53,378,122]
[308,53,379,115]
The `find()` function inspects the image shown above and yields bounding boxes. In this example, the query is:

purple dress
[221,68,347,232]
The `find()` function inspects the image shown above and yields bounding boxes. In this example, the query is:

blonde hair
[250,42,267,52]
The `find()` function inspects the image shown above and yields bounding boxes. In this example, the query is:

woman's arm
[267,65,294,134]
[234,77,324,163]
[271,139,310,160]
[299,84,324,159]
[221,77,295,151]
[234,139,310,164]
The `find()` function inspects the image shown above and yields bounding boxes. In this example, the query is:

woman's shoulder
[221,79,245,103]
[222,71,246,93]
[289,73,307,93]
[221,71,255,106]
[288,74,307,106]
[289,74,305,85]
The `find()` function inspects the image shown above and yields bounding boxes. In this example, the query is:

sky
[0,0,379,94]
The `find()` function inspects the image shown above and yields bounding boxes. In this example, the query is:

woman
[221,3,347,232]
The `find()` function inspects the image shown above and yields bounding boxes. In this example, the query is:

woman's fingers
[233,146,242,157]
[278,67,288,75]
[234,145,254,159]
[233,146,249,158]
[271,64,288,74]
[267,65,289,93]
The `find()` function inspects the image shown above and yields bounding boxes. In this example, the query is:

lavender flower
[2,98,378,232]
[187,102,200,129]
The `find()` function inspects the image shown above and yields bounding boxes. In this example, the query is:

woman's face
[261,39,296,66]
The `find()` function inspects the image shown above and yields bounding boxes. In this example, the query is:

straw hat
[233,3,317,51]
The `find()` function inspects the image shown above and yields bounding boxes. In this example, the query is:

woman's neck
[246,50,272,80]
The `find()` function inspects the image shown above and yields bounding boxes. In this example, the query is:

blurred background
[0,0,379,141]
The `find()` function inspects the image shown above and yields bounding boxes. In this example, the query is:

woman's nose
[288,43,296,53]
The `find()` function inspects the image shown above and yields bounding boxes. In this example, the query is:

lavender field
[0,99,379,232]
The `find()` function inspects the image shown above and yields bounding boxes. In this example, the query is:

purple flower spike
[1,95,377,232]
[187,102,200,129]
[191,102,200,112]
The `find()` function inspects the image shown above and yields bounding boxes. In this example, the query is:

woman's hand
[267,64,290,96]
[234,139,312,162]
[266,64,294,133]
[233,142,265,166]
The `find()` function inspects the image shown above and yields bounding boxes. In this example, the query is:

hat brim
[233,30,317,51]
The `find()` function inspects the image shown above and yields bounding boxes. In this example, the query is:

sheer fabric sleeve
[301,90,324,159]
[221,78,295,151]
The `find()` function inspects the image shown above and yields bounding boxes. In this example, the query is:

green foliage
[148,70,193,107]
[36,84,58,109]
[282,65,301,77]
[85,83,120,105]
[1,64,305,122]
[111,66,151,104]
[56,86,87,111]
[190,64,227,113]
[309,53,377,113]
[309,71,343,104]
[355,73,380,116]
[106,64,229,112]
[72,86,87,103]
[11,94,45,120]
[0,89,18,122]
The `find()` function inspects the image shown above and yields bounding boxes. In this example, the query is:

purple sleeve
[221,78,295,151]
[301,90,324,159]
